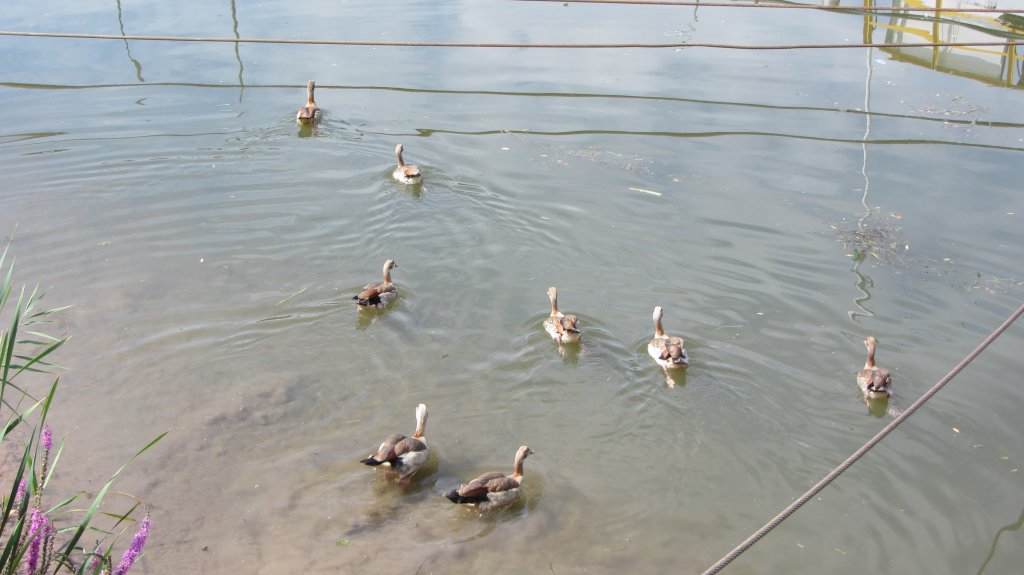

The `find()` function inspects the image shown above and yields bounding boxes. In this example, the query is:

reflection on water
[296,123,315,138]
[976,505,1024,575]
[230,0,245,103]
[865,394,890,417]
[116,0,145,83]
[1,0,1023,574]
[873,0,1024,87]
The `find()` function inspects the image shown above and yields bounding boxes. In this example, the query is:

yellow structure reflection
[864,0,1024,87]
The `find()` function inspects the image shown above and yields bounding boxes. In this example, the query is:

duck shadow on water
[367,452,440,496]
[865,395,890,418]
[354,304,391,330]
[297,122,317,139]
[295,113,368,140]
[229,114,365,145]
[342,452,441,539]
[861,393,904,418]
[557,340,583,365]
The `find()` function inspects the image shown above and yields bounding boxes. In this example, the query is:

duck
[352,259,398,309]
[856,336,892,400]
[445,445,534,511]
[360,404,429,480]
[543,286,581,351]
[392,144,422,184]
[648,306,688,384]
[296,80,320,125]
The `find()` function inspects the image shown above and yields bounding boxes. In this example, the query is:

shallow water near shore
[1,0,1023,573]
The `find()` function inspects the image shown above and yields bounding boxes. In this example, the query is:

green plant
[0,240,165,574]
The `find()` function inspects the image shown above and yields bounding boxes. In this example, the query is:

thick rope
[519,0,1024,12]
[0,31,1020,50]
[702,302,1024,575]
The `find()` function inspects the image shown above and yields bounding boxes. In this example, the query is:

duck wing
[393,436,427,455]
[484,475,521,493]
[455,471,507,499]
[361,433,408,465]
[354,282,395,305]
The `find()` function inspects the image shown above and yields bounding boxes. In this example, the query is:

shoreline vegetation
[0,239,164,575]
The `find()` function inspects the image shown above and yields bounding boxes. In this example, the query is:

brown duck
[445,445,534,510]
[543,287,581,351]
[295,80,320,125]
[353,259,398,309]
[392,144,422,184]
[360,404,429,479]
[648,306,688,384]
[856,336,892,399]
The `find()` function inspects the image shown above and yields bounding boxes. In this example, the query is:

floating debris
[966,274,1024,295]
[629,187,661,197]
[833,210,908,267]
[533,144,654,174]
[277,287,307,306]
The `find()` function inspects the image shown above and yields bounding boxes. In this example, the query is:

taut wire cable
[0,31,1020,50]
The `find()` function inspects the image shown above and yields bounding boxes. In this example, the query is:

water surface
[1,0,1022,573]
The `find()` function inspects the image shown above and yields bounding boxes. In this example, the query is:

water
[1,0,1023,573]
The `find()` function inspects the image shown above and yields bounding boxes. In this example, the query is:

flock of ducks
[359,401,533,510]
[300,81,895,511]
[350,256,894,510]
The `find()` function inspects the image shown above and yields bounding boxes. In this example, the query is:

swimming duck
[360,404,429,480]
[296,80,320,125]
[856,336,892,400]
[353,259,398,309]
[648,306,688,385]
[543,286,581,351]
[445,445,534,510]
[392,144,422,184]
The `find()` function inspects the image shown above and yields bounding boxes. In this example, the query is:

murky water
[2,0,1023,573]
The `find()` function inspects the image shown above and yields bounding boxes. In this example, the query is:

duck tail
[444,489,469,504]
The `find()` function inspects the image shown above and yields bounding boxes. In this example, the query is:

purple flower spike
[15,478,26,505]
[41,425,53,451]
[27,507,44,534]
[25,508,46,574]
[112,514,151,575]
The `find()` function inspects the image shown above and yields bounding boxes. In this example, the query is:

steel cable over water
[702,302,1024,575]
[0,31,1021,51]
